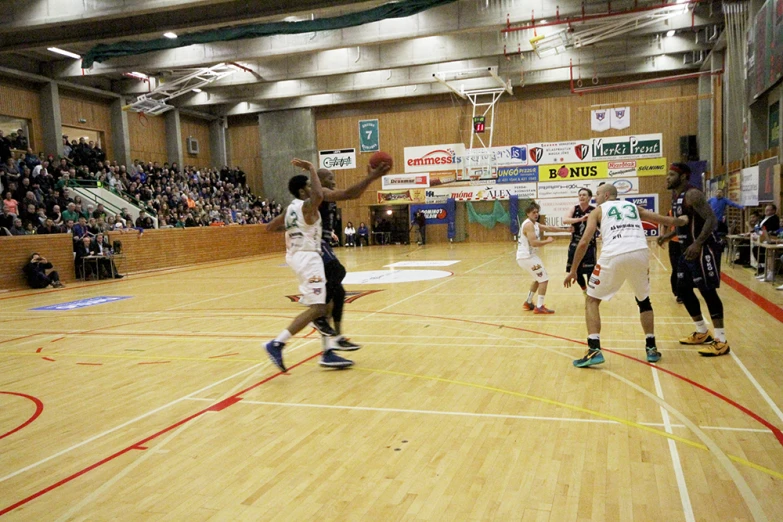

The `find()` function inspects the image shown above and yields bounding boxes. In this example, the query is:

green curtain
[467,201,510,229]
[82,0,458,68]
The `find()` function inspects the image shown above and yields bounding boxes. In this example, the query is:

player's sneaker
[523,301,535,311]
[679,331,713,345]
[332,336,361,351]
[534,306,555,314]
[646,346,662,363]
[319,350,354,368]
[312,316,337,337]
[265,341,286,372]
[698,340,731,357]
[573,348,605,368]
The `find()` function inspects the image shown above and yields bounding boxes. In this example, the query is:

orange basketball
[369,151,393,169]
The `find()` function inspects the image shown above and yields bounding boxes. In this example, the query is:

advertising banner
[607,157,667,177]
[359,119,380,152]
[376,189,425,205]
[496,165,538,183]
[410,203,450,224]
[538,161,608,182]
[537,197,584,227]
[381,173,430,190]
[758,157,777,203]
[592,134,663,160]
[462,145,529,169]
[425,182,536,203]
[527,140,593,164]
[728,170,742,202]
[404,143,465,173]
[741,166,760,206]
[537,178,639,199]
[319,148,356,170]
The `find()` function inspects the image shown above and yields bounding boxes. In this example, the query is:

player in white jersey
[517,201,568,314]
[265,158,352,372]
[565,184,687,367]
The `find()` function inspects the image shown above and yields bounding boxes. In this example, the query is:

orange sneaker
[523,301,535,311]
[534,306,555,314]
[679,331,713,345]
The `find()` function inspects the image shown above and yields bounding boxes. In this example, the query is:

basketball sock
[714,328,727,342]
[526,291,535,303]
[536,295,545,308]
[693,320,708,334]
[275,330,292,344]
[587,334,601,350]
[645,334,656,348]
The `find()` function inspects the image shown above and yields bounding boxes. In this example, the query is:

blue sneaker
[573,348,605,368]
[265,341,286,372]
[646,346,662,363]
[319,350,354,368]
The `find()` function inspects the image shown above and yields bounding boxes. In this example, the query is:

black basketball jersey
[570,204,596,245]
[672,188,712,247]
[319,200,337,240]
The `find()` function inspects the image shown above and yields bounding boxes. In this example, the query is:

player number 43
[607,203,638,221]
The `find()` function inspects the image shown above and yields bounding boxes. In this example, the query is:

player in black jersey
[667,163,730,356]
[563,188,596,292]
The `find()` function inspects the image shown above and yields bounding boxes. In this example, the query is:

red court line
[721,272,783,323]
[208,353,239,359]
[349,308,783,447]
[0,351,320,517]
[41,357,55,362]
[0,392,44,441]
[138,361,170,365]
[76,363,103,366]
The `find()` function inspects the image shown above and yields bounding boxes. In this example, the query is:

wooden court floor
[1,241,782,521]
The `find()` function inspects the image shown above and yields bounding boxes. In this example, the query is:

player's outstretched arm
[325,162,392,202]
[638,207,688,227]
[266,213,285,232]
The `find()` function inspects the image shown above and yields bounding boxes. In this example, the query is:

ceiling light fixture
[126,71,149,80]
[163,32,178,39]
[192,88,202,93]
[47,47,81,59]
[666,30,675,37]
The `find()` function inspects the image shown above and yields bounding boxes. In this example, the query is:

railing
[69,178,158,218]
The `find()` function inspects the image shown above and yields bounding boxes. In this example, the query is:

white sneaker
[777,284,783,291]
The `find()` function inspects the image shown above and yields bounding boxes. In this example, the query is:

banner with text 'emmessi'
[404,143,465,173]
[592,134,663,161]
[381,173,430,190]
[527,140,593,164]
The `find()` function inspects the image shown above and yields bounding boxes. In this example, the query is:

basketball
[369,151,393,169]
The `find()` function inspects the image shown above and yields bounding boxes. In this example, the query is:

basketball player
[267,161,391,365]
[517,201,568,314]
[265,159,352,372]
[565,184,687,367]
[666,163,731,356]
[563,187,596,292]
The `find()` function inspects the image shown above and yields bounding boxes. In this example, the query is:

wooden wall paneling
[107,226,285,274]
[227,123,263,196]
[0,79,43,155]
[316,82,700,243]
[128,111,168,165]
[59,92,114,161]
[180,116,212,168]
[0,234,76,291]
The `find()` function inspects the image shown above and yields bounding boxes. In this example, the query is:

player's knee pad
[635,296,653,313]
[700,288,724,319]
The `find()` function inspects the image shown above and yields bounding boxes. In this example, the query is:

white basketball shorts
[286,251,326,305]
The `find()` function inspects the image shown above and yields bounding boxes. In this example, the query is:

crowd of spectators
[1,133,282,239]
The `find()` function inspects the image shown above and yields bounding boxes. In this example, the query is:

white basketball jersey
[517,218,540,259]
[598,200,648,257]
[285,199,322,254]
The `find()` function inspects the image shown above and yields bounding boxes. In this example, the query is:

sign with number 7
[359,119,380,153]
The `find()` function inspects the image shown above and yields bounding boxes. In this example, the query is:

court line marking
[651,366,695,522]
[183,398,774,434]
[720,272,783,323]
[355,365,772,521]
[730,352,783,425]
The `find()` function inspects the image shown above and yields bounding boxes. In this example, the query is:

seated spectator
[62,202,79,223]
[23,253,64,288]
[74,236,94,279]
[0,206,14,230]
[135,210,154,229]
[72,216,90,240]
[9,218,25,235]
[14,129,28,150]
[357,222,369,246]
[91,232,124,279]
[37,218,61,235]
[759,204,780,242]
[24,222,36,235]
[344,222,356,246]
[93,203,108,220]
[3,191,19,216]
